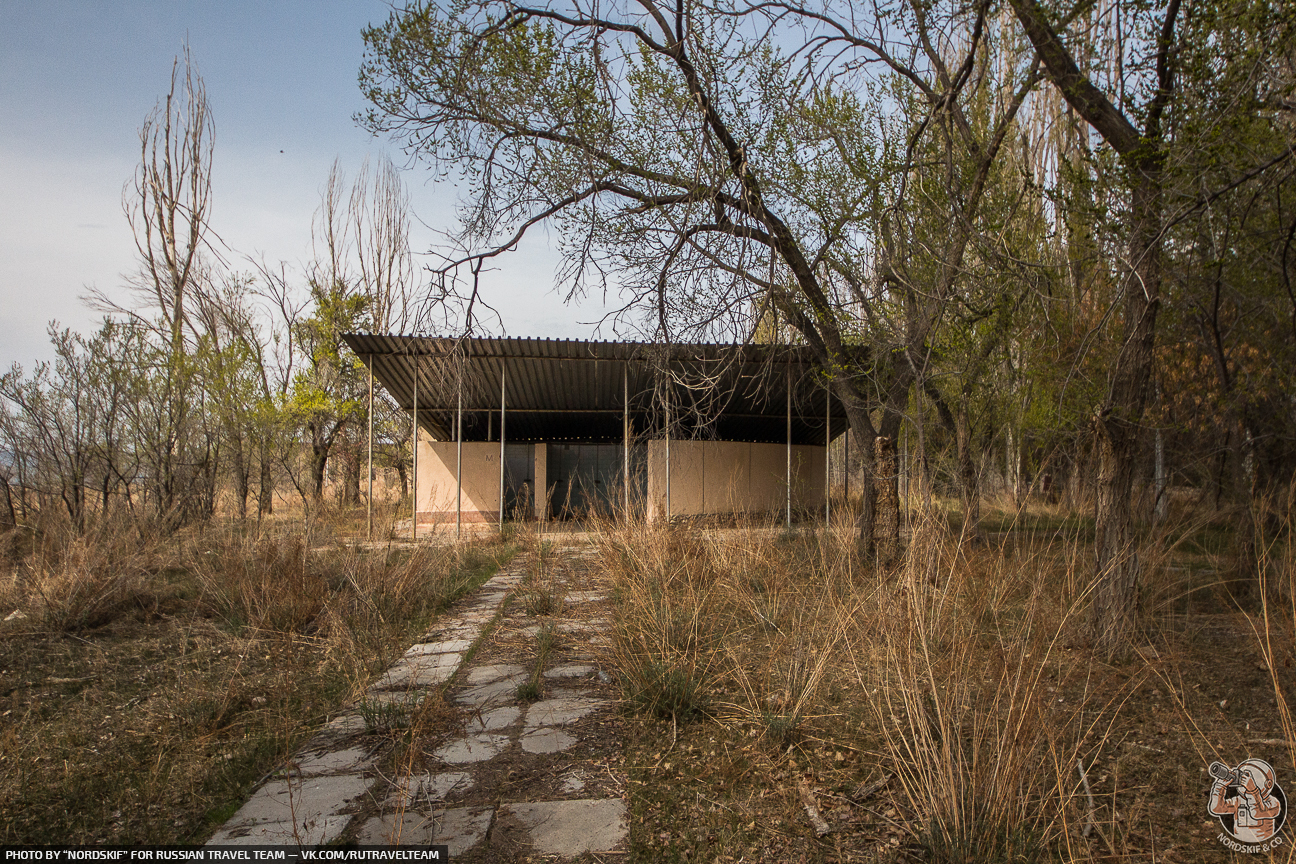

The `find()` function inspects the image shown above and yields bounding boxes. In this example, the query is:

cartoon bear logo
[1208,759,1287,844]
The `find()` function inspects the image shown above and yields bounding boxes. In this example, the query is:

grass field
[597,496,1296,862]
[1,494,1292,860]
[0,507,515,844]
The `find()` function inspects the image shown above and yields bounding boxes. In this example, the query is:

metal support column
[411,353,419,541]
[623,363,630,520]
[665,377,671,522]
[499,362,507,525]
[844,429,849,502]
[456,371,463,541]
[786,364,792,530]
[367,355,374,540]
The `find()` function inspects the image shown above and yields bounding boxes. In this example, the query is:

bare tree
[359,0,1045,554]
[123,44,215,356]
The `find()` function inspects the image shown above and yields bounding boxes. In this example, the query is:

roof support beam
[499,361,506,526]
[623,364,631,521]
[786,364,792,530]
[412,354,419,542]
[456,370,463,541]
[367,355,374,541]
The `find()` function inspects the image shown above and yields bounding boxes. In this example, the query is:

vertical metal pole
[411,353,418,541]
[499,362,507,525]
[456,369,463,541]
[786,363,792,530]
[844,429,849,502]
[825,387,830,524]
[623,363,630,520]
[665,375,671,522]
[367,355,374,541]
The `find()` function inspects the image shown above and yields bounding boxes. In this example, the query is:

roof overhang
[341,335,848,446]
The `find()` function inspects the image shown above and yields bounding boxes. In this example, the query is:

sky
[0,1,616,370]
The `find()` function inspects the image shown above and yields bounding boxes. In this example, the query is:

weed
[620,656,711,720]
[358,694,423,733]
[518,623,559,702]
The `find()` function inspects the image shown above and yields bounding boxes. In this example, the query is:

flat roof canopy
[341,335,849,446]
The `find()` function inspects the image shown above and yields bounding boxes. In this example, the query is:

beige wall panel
[646,439,667,521]
[702,441,752,515]
[669,441,706,515]
[747,442,786,512]
[535,443,548,520]
[415,430,501,522]
[791,444,826,507]
[595,437,826,522]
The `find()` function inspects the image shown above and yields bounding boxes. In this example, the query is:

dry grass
[0,506,514,844]
[595,498,1296,862]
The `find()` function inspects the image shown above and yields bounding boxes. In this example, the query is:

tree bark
[874,435,901,564]
[0,476,16,529]
[1089,169,1162,653]
[258,444,274,518]
[1008,0,1177,654]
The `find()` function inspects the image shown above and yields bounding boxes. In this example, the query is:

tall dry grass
[0,506,514,844]
[594,506,1117,861]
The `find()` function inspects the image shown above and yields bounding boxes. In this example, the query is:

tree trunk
[396,461,409,502]
[0,476,15,529]
[955,408,982,543]
[835,387,880,556]
[311,444,328,502]
[1091,170,1162,654]
[232,439,249,522]
[874,435,901,564]
[258,444,274,518]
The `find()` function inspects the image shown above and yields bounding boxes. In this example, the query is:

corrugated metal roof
[342,334,847,445]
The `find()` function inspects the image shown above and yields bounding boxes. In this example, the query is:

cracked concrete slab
[524,696,606,728]
[465,705,521,733]
[456,674,529,707]
[431,732,510,764]
[497,799,627,856]
[207,814,353,846]
[387,771,472,807]
[356,806,494,855]
[520,727,576,754]
[466,663,526,684]
[319,712,366,739]
[404,639,471,657]
[208,772,372,841]
[543,663,595,680]
[290,745,372,776]
[371,657,457,690]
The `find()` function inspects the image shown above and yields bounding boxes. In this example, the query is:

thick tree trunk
[1091,170,1162,654]
[835,386,881,556]
[873,436,901,564]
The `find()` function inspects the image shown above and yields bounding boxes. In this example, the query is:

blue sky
[0,1,611,369]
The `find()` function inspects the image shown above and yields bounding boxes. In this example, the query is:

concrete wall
[645,439,826,521]
[415,429,501,523]
[416,427,826,524]
[534,443,548,520]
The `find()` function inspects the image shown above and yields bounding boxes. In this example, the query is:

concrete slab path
[206,541,627,859]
